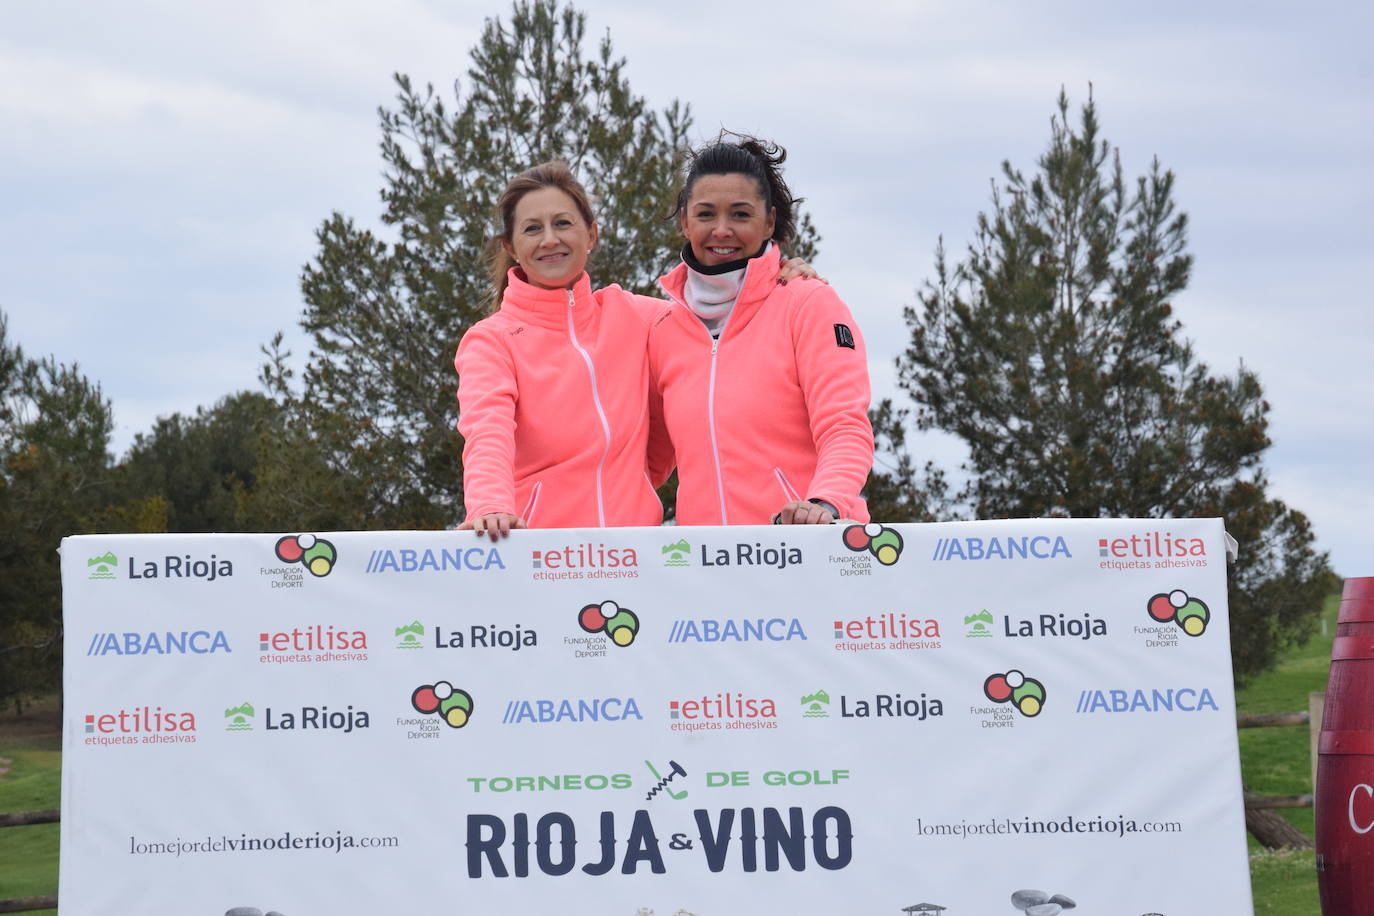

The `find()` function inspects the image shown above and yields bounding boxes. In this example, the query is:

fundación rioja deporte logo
[1146,588,1210,636]
[984,669,1047,717]
[841,523,904,566]
[412,681,475,728]
[577,600,640,647]
[274,533,337,577]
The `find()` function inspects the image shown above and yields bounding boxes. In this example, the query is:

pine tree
[895,90,1332,680]
[268,0,695,528]
[0,310,114,711]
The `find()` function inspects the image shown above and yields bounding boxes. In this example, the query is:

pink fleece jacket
[454,270,666,528]
[647,245,873,525]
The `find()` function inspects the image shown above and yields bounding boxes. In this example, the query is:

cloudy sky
[3,1,1370,574]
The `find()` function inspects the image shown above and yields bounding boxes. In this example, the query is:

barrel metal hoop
[1319,731,1374,756]
[1330,636,1374,660]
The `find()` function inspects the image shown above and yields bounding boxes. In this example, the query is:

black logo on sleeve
[833,324,856,349]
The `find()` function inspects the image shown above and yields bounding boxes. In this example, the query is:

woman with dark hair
[454,160,817,538]
[648,134,874,526]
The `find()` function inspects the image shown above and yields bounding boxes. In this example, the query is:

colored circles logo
[984,669,1047,717]
[275,534,337,577]
[1146,589,1210,637]
[412,681,474,728]
[842,524,904,566]
[578,600,639,647]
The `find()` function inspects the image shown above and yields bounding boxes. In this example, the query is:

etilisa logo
[86,630,231,657]
[501,696,642,725]
[1098,529,1208,571]
[275,534,337,576]
[930,534,1071,562]
[259,624,368,664]
[87,552,117,581]
[661,539,691,567]
[83,705,198,746]
[531,542,637,580]
[833,611,940,651]
[366,544,503,574]
[1075,686,1219,714]
[667,692,778,732]
[667,616,806,643]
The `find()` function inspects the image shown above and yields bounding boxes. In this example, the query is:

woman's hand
[459,513,527,541]
[778,257,828,285]
[774,500,836,525]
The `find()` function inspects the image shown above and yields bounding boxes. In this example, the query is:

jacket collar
[658,244,782,338]
[497,269,597,332]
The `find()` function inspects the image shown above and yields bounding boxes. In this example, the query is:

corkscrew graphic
[644,759,688,801]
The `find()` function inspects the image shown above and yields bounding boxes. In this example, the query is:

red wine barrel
[1316,577,1374,914]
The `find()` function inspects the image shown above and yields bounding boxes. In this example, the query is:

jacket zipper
[706,327,729,525]
[774,467,802,503]
[520,481,543,527]
[567,289,611,527]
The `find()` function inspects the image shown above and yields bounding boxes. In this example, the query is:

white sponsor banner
[60,519,1251,916]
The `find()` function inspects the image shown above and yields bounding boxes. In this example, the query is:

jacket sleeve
[454,322,519,520]
[646,374,676,488]
[790,282,874,521]
[642,297,677,488]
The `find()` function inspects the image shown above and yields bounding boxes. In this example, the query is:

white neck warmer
[682,241,770,337]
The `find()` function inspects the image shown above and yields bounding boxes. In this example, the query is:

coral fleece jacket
[454,271,666,528]
[648,245,873,525]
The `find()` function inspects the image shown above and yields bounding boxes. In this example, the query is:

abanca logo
[1075,687,1219,713]
[86,630,231,657]
[931,535,1070,562]
[501,696,642,724]
[667,617,807,643]
[366,545,503,573]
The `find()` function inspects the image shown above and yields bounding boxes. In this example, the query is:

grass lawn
[0,594,1345,915]
[0,693,60,916]
[1240,591,1341,913]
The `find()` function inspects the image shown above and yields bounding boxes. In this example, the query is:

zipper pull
[711,338,719,355]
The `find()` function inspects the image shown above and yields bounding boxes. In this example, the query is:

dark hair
[673,131,800,248]
[487,161,596,306]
